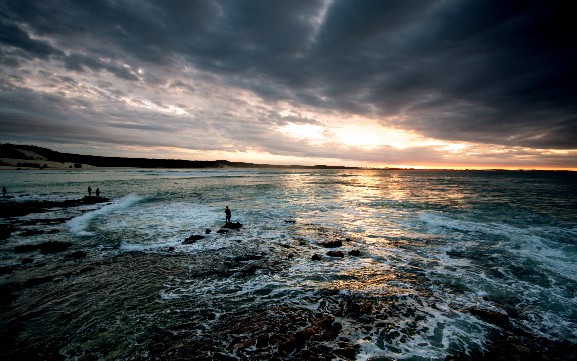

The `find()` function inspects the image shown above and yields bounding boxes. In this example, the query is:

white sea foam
[66,194,143,236]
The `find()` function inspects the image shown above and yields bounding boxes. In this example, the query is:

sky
[1,0,576,169]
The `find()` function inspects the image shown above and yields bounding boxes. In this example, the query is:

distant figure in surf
[95,187,100,197]
[225,206,231,224]
[87,186,92,197]
[2,186,6,197]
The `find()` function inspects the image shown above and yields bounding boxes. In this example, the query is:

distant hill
[0,143,357,170]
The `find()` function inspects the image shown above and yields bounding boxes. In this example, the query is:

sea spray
[66,194,142,236]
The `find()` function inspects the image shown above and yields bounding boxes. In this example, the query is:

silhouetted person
[225,206,231,224]
[2,186,6,197]
[87,186,92,197]
[95,187,100,197]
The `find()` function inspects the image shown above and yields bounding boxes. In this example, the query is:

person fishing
[225,206,231,224]
[95,187,100,197]
[87,186,92,197]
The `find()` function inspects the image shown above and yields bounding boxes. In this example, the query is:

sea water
[1,168,576,360]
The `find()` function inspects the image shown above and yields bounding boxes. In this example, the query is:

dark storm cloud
[1,0,576,160]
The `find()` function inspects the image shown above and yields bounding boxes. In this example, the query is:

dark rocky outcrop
[0,225,14,240]
[223,222,243,230]
[39,241,74,254]
[65,251,87,260]
[14,241,73,254]
[326,250,345,258]
[349,249,361,256]
[320,240,342,248]
[312,254,323,261]
[0,196,111,218]
[183,235,205,244]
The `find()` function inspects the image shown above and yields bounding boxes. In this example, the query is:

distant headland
[0,143,358,170]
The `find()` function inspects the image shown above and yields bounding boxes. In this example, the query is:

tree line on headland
[0,143,356,170]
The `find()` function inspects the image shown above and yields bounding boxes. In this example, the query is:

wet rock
[467,307,509,327]
[21,257,34,265]
[278,315,341,354]
[183,235,205,244]
[284,220,296,223]
[234,254,264,262]
[326,250,345,258]
[223,222,243,230]
[23,275,54,287]
[320,240,342,248]
[349,249,361,256]
[213,353,238,361]
[14,244,40,253]
[0,225,14,240]
[0,196,111,217]
[38,241,74,254]
[168,246,175,252]
[205,228,211,234]
[18,229,45,237]
[217,229,229,234]
[0,266,14,275]
[65,251,87,260]
[312,254,323,261]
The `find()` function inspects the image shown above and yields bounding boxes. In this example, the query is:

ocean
[1,168,576,360]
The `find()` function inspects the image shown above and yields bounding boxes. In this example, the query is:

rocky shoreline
[1,197,575,360]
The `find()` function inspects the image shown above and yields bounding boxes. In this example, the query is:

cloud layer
[1,0,576,168]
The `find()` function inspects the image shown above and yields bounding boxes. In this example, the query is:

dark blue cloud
[1,0,576,155]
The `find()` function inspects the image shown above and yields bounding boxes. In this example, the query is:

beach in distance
[1,166,576,360]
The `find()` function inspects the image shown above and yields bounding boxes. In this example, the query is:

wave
[66,194,143,236]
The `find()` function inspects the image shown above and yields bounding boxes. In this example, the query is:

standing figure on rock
[2,186,6,197]
[95,187,100,197]
[225,206,231,224]
[87,186,92,197]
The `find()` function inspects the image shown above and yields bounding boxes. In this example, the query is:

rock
[14,244,40,254]
[23,275,54,287]
[21,257,34,265]
[312,254,323,261]
[217,229,229,234]
[223,222,243,230]
[0,197,111,217]
[467,307,509,327]
[326,250,345,258]
[65,251,87,260]
[168,247,175,252]
[0,266,14,275]
[234,254,264,262]
[183,235,205,244]
[284,220,296,224]
[38,241,74,254]
[0,225,14,240]
[19,229,45,237]
[213,353,238,361]
[349,249,361,256]
[320,240,342,248]
[205,228,212,234]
